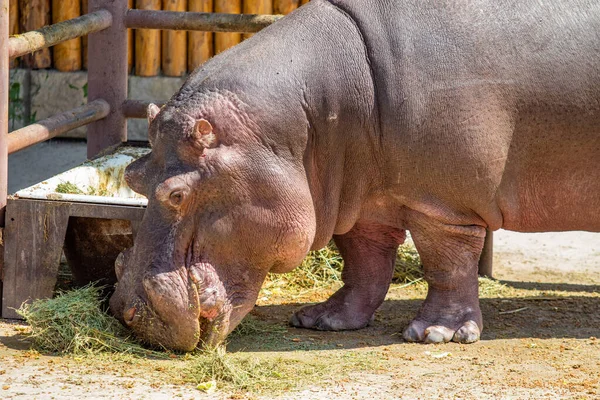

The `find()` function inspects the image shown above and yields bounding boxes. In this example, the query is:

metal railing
[0,0,283,226]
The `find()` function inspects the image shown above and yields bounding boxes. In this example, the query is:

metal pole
[8,100,110,154]
[0,0,9,226]
[87,0,128,159]
[124,9,283,32]
[8,10,113,59]
[478,229,493,278]
[122,99,165,119]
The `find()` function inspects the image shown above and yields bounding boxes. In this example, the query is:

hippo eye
[169,190,184,207]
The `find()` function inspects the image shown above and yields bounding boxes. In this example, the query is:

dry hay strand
[187,345,280,391]
[185,345,324,393]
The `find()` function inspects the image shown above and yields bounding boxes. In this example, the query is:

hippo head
[110,97,316,351]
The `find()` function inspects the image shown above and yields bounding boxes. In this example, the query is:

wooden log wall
[214,0,242,55]
[52,0,81,71]
[162,0,187,77]
[8,0,310,74]
[243,0,272,40]
[9,0,19,68]
[273,0,300,15]
[20,0,52,69]
[187,0,212,71]
[135,0,162,77]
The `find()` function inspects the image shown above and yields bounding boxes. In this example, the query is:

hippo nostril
[123,307,137,325]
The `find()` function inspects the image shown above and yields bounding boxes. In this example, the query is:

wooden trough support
[2,199,145,319]
[0,1,494,319]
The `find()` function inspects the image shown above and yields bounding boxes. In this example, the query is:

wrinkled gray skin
[109,0,600,351]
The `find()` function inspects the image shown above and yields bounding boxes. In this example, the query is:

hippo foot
[402,302,482,344]
[290,286,377,331]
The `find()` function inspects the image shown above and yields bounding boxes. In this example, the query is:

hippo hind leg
[403,211,485,344]
[290,222,404,331]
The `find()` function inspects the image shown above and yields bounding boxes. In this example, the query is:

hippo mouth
[184,242,232,348]
[114,244,232,352]
[187,265,232,348]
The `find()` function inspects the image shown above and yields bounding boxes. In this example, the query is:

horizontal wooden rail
[124,10,283,33]
[122,100,165,119]
[8,100,110,154]
[8,9,112,59]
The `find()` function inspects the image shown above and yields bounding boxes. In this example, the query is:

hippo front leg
[403,211,485,344]
[290,222,404,331]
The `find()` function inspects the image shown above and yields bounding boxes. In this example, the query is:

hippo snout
[110,254,206,351]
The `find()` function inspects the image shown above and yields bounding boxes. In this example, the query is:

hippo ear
[147,103,161,124]
[192,119,218,149]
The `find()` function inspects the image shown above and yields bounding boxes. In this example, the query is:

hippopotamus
[109,0,600,351]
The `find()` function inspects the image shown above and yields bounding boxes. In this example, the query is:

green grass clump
[266,245,344,290]
[393,242,424,284]
[17,284,157,356]
[55,181,83,194]
[266,240,424,290]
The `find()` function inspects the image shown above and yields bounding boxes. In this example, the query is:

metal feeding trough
[1,145,149,319]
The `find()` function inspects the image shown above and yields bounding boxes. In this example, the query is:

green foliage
[8,81,24,130]
[55,181,84,194]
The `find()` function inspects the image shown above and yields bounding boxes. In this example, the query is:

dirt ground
[0,229,599,399]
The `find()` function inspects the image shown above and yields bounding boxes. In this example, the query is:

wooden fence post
[20,0,52,69]
[214,0,241,54]
[135,0,161,76]
[243,0,271,40]
[87,0,128,158]
[187,0,212,71]
[162,0,187,77]
[52,0,82,72]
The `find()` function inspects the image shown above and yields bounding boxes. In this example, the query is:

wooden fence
[9,0,310,76]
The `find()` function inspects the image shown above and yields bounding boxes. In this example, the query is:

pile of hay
[267,240,423,290]
[186,345,286,392]
[17,284,153,356]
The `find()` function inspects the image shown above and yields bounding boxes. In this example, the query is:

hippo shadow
[228,280,599,353]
